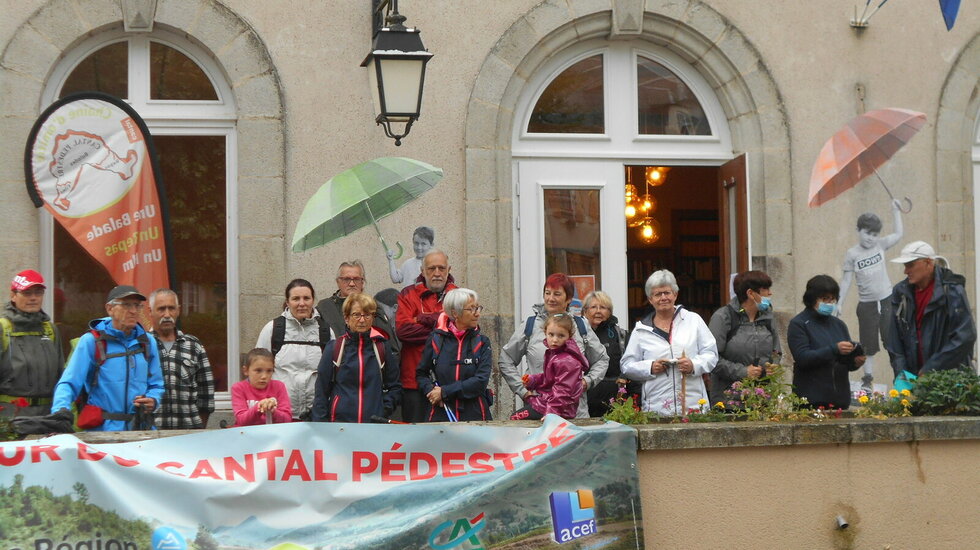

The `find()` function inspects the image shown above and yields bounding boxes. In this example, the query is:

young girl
[511,314,589,420]
[232,348,293,426]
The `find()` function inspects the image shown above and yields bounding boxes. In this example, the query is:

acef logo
[549,490,597,544]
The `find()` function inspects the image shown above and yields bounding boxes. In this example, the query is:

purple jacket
[526,338,589,419]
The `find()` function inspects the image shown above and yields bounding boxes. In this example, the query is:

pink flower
[617,385,628,394]
[755,388,766,396]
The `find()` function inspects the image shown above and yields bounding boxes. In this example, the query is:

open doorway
[625,165,723,326]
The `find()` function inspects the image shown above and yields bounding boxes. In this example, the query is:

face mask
[816,302,835,316]
[756,297,772,312]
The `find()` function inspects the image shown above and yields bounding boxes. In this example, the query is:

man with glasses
[396,250,457,422]
[886,241,976,387]
[316,260,399,357]
[0,270,64,418]
[148,288,214,429]
[51,285,164,431]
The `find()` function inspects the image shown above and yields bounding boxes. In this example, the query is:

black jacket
[312,328,402,423]
[886,266,976,376]
[787,308,860,409]
[416,315,493,422]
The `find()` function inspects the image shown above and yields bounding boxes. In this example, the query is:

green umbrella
[292,157,443,254]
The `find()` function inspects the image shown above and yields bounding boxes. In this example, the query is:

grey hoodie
[706,299,781,405]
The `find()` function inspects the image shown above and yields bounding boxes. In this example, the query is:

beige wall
[639,439,980,549]
[1,1,978,388]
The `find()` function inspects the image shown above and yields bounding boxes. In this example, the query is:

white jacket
[621,306,718,416]
[255,308,333,419]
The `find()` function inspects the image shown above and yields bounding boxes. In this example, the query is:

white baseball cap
[890,241,937,264]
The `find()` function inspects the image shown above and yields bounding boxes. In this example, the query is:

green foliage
[912,368,980,416]
[603,395,651,425]
[720,363,812,421]
[853,388,913,419]
[0,479,151,547]
[0,413,17,441]
[194,524,220,550]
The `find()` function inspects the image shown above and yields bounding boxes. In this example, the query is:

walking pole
[680,350,688,415]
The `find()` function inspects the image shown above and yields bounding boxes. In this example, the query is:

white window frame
[513,39,732,160]
[39,28,239,408]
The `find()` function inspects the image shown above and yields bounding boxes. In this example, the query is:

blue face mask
[816,302,835,316]
[757,297,772,312]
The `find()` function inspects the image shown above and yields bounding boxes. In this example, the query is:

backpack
[523,314,588,341]
[428,332,493,406]
[85,328,153,389]
[270,315,331,357]
[329,333,388,388]
[0,317,56,353]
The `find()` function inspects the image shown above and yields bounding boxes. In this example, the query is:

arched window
[41,28,238,394]
[516,40,729,157]
[527,54,604,134]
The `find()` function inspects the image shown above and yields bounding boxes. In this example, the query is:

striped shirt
[153,330,215,429]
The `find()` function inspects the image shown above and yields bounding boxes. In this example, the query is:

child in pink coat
[511,314,589,420]
[232,348,292,426]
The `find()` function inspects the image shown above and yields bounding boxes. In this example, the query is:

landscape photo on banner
[0,416,644,549]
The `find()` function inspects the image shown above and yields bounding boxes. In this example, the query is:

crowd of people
[1,237,975,432]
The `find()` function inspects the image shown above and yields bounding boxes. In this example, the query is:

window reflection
[528,55,604,134]
[150,42,218,100]
[637,56,711,135]
[543,188,602,291]
[60,42,128,99]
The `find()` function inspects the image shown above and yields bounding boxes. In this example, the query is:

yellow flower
[858,395,869,404]
[889,389,899,398]
[714,401,725,409]
[901,389,911,397]
[698,398,707,406]
[901,399,910,407]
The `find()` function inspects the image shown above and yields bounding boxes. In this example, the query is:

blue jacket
[416,315,493,422]
[312,328,401,423]
[886,265,976,376]
[787,308,860,409]
[52,318,164,431]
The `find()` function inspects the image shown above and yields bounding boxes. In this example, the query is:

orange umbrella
[809,108,925,210]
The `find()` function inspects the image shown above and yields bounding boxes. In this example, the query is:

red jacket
[525,338,589,419]
[395,274,457,389]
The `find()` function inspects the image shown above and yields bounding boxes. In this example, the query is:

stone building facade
[1,0,978,412]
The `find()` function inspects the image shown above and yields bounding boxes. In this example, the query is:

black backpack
[270,315,332,356]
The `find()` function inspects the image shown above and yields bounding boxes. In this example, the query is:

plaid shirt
[153,330,215,429]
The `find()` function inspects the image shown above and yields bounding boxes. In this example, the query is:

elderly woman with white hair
[416,288,493,421]
[581,290,639,416]
[621,270,718,416]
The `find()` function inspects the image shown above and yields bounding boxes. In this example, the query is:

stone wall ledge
[55,416,980,449]
[633,416,980,451]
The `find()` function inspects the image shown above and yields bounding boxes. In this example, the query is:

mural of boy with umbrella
[837,199,904,392]
[387,226,434,289]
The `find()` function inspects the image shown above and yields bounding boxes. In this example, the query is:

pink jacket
[525,338,589,419]
[231,380,293,426]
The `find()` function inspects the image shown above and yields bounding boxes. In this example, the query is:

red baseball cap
[11,269,46,291]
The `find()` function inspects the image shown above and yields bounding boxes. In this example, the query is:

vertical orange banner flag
[24,92,174,295]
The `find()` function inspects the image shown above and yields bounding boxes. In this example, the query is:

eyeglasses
[349,312,375,320]
[338,277,365,284]
[585,304,610,311]
[111,301,144,311]
[463,306,484,314]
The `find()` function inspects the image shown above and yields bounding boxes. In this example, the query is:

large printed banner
[24,92,173,292]
[0,416,644,549]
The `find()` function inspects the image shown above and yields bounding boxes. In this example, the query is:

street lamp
[362,0,433,146]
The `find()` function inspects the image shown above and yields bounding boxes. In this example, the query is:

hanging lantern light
[645,166,671,186]
[640,193,657,214]
[639,217,661,243]
[625,203,637,219]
